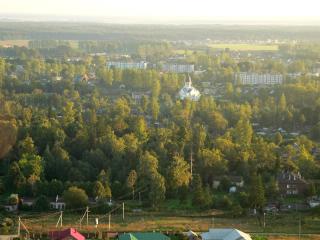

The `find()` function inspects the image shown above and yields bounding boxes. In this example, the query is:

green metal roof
[119,232,170,240]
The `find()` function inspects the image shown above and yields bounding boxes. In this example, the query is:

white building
[201,229,252,240]
[236,72,283,85]
[107,61,148,70]
[163,64,194,73]
[179,75,201,101]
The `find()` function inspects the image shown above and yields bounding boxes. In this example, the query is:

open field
[0,40,29,47]
[208,43,279,51]
[14,210,320,236]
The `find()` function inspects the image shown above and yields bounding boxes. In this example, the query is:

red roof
[49,228,85,240]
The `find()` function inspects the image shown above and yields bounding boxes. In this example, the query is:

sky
[0,0,319,23]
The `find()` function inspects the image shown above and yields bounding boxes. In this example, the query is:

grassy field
[15,209,320,237]
[208,43,279,51]
[0,40,29,47]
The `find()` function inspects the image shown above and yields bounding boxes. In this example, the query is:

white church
[178,75,201,101]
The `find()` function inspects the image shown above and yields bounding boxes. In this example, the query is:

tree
[63,186,88,209]
[18,136,37,157]
[34,195,50,211]
[279,93,287,113]
[266,177,279,200]
[92,181,106,199]
[134,117,148,142]
[232,119,253,147]
[62,102,76,126]
[148,173,166,208]
[167,155,191,192]
[6,162,26,191]
[0,119,17,159]
[192,174,212,208]
[249,174,265,211]
[150,98,160,121]
[127,170,137,200]
[274,132,283,145]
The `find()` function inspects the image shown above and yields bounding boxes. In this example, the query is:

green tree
[6,162,26,191]
[34,195,50,211]
[249,174,265,211]
[92,181,106,199]
[127,170,137,200]
[63,186,88,209]
[148,173,166,208]
[167,155,191,191]
[0,119,17,159]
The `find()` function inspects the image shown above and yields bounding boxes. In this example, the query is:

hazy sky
[0,0,319,21]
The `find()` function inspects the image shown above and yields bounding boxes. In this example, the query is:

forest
[0,38,320,218]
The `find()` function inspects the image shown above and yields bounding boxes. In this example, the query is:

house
[201,229,252,240]
[21,198,35,207]
[74,74,89,83]
[308,196,320,208]
[0,235,19,240]
[49,228,85,240]
[277,171,308,196]
[212,176,244,189]
[3,204,18,212]
[131,91,151,104]
[183,231,199,240]
[118,232,170,240]
[50,199,66,210]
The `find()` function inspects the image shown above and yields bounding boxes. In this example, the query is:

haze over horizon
[0,0,320,25]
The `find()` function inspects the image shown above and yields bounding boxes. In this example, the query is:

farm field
[208,43,279,51]
[0,40,29,47]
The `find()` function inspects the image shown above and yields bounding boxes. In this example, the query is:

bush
[7,194,19,205]
[34,195,50,211]
[63,186,88,209]
[215,195,233,209]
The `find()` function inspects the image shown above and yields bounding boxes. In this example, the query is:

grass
[11,209,320,236]
[208,43,279,51]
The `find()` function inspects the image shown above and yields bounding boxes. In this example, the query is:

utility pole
[299,215,301,240]
[18,217,21,236]
[190,148,193,179]
[122,202,125,221]
[263,212,266,231]
[108,214,111,231]
[86,206,90,227]
[56,211,63,228]
[79,207,89,229]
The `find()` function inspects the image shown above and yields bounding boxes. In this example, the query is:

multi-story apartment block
[162,64,194,73]
[236,72,283,85]
[107,61,148,70]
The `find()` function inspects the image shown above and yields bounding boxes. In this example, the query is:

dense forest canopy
[1,22,320,41]
[0,27,319,216]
